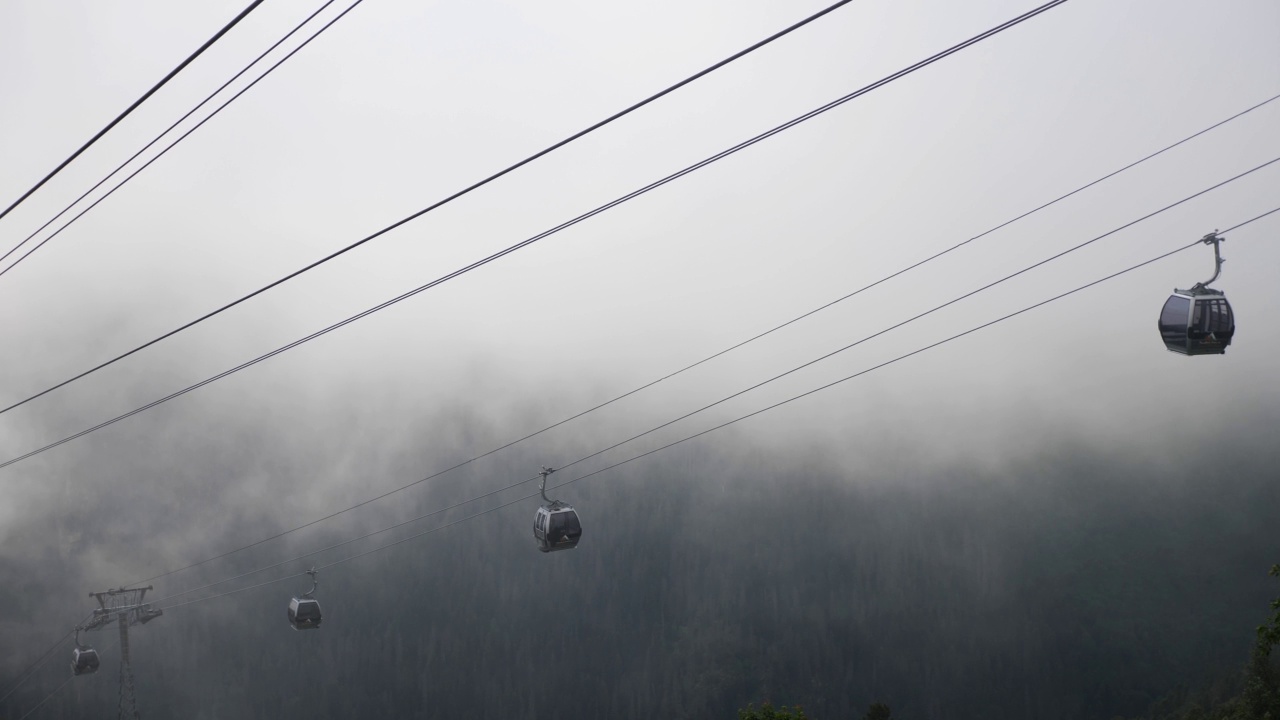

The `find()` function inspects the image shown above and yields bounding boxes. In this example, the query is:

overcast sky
[1,0,1278,700]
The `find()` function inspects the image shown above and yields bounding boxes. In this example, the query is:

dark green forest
[3,425,1278,720]
[1118,563,1280,720]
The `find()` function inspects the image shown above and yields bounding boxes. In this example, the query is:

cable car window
[1210,300,1232,333]
[1159,296,1189,331]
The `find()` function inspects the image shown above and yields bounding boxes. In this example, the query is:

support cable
[0,1,1062,696]
[13,213,1280,720]
[121,97,1280,588]
[0,0,1062,416]
[146,180,1275,609]
[0,0,1072,473]
[155,205,1279,616]
[0,630,74,706]
[0,150,1271,481]
[6,626,118,720]
[0,0,265,224]
[0,0,342,271]
[0,611,96,705]
[14,675,71,720]
[0,0,365,280]
[0,0,856,329]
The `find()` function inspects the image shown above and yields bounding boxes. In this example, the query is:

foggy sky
[1,0,1278,715]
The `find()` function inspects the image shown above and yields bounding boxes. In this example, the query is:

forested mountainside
[4,426,1278,720]
[1118,564,1280,720]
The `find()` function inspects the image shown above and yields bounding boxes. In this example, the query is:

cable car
[533,467,582,553]
[288,569,322,630]
[72,627,99,676]
[1158,231,1234,356]
[71,646,99,676]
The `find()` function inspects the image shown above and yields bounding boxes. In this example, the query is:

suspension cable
[148,185,1275,608]
[23,208,1271,718]
[122,99,1280,588]
[0,0,367,281]
[0,0,1072,468]
[157,206,1279,615]
[2,149,1270,479]
[0,0,342,270]
[0,0,860,371]
[0,1,265,224]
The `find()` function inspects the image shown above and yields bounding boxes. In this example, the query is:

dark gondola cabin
[72,647,99,676]
[288,596,322,630]
[1158,288,1234,356]
[1159,230,1234,356]
[534,504,582,553]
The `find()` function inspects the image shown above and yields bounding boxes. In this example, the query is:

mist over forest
[3,397,1276,720]
[2,0,1278,718]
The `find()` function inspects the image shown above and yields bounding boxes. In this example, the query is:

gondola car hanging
[1158,231,1235,356]
[533,466,582,553]
[71,627,99,676]
[287,568,322,630]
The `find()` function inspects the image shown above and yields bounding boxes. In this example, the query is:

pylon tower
[81,585,162,720]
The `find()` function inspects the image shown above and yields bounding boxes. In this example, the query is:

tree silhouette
[862,702,893,720]
[738,701,809,719]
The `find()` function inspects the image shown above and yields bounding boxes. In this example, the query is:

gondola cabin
[288,597,322,630]
[1158,287,1234,356]
[72,647,99,676]
[534,504,582,553]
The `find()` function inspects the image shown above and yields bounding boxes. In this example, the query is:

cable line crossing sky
[2,0,1277,717]
[0,0,344,274]
[0,0,1070,471]
[0,0,860,406]
[153,205,1280,618]
[128,139,1280,598]
[0,0,265,225]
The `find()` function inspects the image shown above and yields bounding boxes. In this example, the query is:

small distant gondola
[533,467,582,553]
[71,646,99,676]
[1158,231,1234,356]
[288,569,322,630]
[72,627,99,676]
